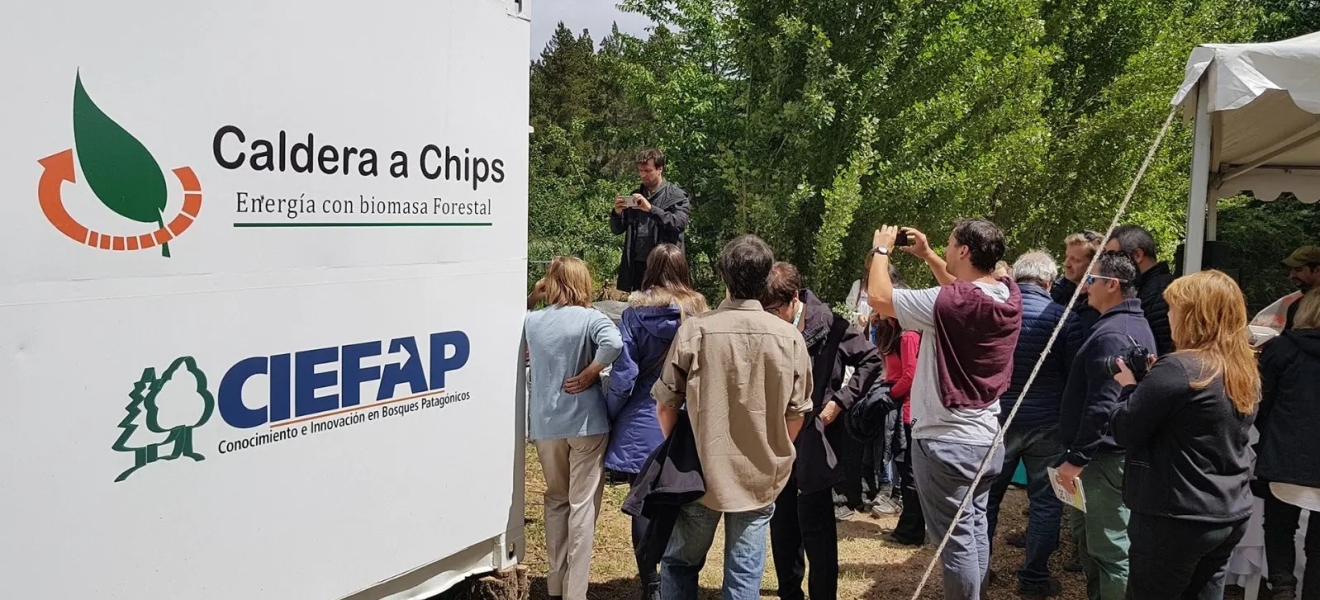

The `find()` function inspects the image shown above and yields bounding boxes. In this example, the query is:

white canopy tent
[1170,33,1320,598]
[1173,30,1320,274]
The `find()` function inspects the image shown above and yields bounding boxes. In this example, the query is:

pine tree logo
[37,71,204,257]
[112,356,216,483]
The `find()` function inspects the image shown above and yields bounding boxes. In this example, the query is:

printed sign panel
[0,0,528,285]
[0,2,529,599]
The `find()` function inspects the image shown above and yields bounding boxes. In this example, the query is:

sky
[530,0,653,60]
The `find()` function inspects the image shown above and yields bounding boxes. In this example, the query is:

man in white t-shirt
[866,220,1023,600]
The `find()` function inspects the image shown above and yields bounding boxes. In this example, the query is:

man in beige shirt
[652,234,813,600]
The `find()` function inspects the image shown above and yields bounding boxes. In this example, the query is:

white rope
[907,106,1179,599]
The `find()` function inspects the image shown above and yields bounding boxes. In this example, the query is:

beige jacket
[652,298,813,512]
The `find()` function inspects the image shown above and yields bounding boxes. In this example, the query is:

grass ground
[521,444,1100,600]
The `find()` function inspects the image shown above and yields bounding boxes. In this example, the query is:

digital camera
[1103,337,1154,382]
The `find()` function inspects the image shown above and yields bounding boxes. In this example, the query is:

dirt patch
[521,444,1246,599]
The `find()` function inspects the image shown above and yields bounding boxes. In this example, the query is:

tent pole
[1207,196,1218,242]
[1184,78,1212,275]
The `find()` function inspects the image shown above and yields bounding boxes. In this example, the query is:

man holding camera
[1055,250,1157,600]
[867,219,1022,600]
[610,149,692,292]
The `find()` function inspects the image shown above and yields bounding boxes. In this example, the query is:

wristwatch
[872,246,890,257]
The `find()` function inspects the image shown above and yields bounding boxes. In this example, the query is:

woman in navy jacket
[605,244,707,599]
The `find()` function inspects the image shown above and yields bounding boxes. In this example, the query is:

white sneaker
[870,496,901,516]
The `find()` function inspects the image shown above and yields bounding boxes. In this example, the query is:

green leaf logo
[73,72,172,256]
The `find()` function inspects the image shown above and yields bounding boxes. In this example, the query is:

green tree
[111,368,171,482]
[617,0,1058,298]
[1254,0,1320,41]
[1216,196,1320,313]
[528,22,676,292]
[146,356,215,463]
[527,0,1286,308]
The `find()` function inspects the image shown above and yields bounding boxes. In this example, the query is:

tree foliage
[529,1,1309,307]
[1217,196,1320,313]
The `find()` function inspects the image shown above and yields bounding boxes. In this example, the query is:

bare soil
[520,444,1132,599]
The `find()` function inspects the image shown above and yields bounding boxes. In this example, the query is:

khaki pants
[534,434,607,600]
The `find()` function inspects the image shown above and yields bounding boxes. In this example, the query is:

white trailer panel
[0,2,530,599]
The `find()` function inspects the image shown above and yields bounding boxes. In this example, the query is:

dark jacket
[1000,284,1081,430]
[609,182,691,287]
[1257,330,1320,489]
[793,290,884,494]
[1072,295,1101,343]
[846,383,895,443]
[606,289,702,473]
[1051,277,1078,307]
[1111,353,1255,522]
[622,410,704,568]
[1053,278,1100,338]
[1136,262,1176,356]
[1058,298,1157,466]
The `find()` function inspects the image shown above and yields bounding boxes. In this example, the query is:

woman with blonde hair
[524,256,623,600]
[1111,270,1261,600]
[604,244,707,600]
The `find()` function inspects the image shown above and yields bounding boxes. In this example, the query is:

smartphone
[896,230,911,247]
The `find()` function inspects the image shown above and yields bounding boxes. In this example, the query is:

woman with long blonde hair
[1111,270,1260,600]
[524,256,623,600]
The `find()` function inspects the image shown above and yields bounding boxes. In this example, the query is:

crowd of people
[522,149,1317,600]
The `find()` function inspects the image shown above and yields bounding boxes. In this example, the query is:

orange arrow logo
[38,149,203,252]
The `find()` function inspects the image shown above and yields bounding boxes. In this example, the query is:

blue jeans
[986,424,1065,589]
[661,501,775,600]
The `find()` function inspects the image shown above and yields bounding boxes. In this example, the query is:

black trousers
[1126,512,1248,600]
[1264,487,1320,599]
[891,423,927,543]
[617,260,649,293]
[626,473,660,585]
[770,478,839,600]
[829,422,865,510]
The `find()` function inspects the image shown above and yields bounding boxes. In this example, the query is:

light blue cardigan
[524,305,623,441]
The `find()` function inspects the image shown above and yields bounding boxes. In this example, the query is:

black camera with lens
[1103,337,1154,382]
